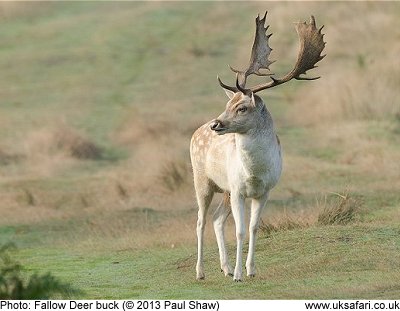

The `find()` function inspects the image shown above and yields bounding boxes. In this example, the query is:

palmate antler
[230,12,274,87]
[218,12,326,94]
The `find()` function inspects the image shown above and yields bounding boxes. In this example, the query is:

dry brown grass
[159,160,190,192]
[260,191,362,236]
[0,124,104,180]
[260,212,311,236]
[115,112,174,147]
[110,106,197,208]
[317,191,361,226]
[308,122,400,180]
[53,126,102,160]
[0,148,22,166]
[22,126,89,159]
[0,2,50,19]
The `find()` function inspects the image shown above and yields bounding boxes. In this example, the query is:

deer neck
[234,108,276,177]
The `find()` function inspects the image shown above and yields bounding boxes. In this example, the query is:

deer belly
[244,176,267,198]
[205,161,229,191]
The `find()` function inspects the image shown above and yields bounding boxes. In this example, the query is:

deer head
[210,92,266,135]
[211,12,326,134]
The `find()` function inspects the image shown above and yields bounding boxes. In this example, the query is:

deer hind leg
[194,180,214,280]
[246,192,269,277]
[213,193,233,277]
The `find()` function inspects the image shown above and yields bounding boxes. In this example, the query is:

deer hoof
[221,266,234,277]
[196,272,205,280]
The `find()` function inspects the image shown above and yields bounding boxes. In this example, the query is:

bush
[0,243,80,299]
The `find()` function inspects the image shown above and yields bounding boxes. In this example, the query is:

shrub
[0,243,80,299]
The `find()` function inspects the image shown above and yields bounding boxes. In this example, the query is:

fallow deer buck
[190,12,326,281]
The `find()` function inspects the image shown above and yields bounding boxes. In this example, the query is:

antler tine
[261,11,267,23]
[310,15,316,27]
[228,65,241,75]
[250,15,326,93]
[217,75,238,93]
[235,73,251,95]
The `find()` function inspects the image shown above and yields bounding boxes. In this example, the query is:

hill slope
[0,2,399,299]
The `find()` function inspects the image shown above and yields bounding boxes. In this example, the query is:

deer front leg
[230,191,246,282]
[246,192,269,277]
[213,199,233,277]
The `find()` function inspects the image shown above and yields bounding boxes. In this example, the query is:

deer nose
[210,120,224,131]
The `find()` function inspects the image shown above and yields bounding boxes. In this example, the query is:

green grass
[2,186,400,299]
[5,220,400,299]
[0,1,400,300]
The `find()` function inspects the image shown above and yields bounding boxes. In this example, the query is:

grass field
[1,1,400,299]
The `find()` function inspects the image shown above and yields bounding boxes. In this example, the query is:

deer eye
[237,106,247,113]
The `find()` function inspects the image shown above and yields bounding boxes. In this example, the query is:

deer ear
[251,93,256,107]
[223,88,235,99]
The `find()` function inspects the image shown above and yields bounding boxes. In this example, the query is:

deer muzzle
[210,119,226,133]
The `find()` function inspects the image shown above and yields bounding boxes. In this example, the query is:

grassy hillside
[0,2,399,299]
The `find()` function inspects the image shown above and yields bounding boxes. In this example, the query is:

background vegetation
[0,2,399,299]
[0,243,79,299]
